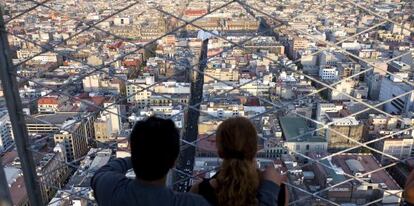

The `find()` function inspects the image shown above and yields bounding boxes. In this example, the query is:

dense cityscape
[0,0,414,205]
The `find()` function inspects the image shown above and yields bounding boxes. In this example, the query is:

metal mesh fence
[0,0,414,205]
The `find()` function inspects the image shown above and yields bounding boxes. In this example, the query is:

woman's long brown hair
[215,117,259,206]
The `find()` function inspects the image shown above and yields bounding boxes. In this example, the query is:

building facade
[37,144,70,203]
[327,118,364,151]
[0,112,13,154]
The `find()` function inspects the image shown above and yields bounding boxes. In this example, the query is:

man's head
[130,116,180,181]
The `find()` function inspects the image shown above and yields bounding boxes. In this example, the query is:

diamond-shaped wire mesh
[0,0,414,205]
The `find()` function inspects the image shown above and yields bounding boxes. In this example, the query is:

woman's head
[216,116,258,160]
[215,117,259,206]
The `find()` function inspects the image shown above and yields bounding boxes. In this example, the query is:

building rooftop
[331,117,360,126]
[38,96,59,105]
[4,167,21,185]
[332,154,401,190]
[36,153,57,171]
[26,112,79,125]
[65,149,111,188]
[321,158,347,184]
[279,116,326,142]
[279,116,308,139]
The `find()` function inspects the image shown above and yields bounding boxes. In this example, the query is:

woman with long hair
[190,117,288,206]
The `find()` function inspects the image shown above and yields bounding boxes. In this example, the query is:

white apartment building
[239,79,273,97]
[31,52,60,63]
[83,74,125,94]
[367,114,414,163]
[319,66,339,80]
[379,76,414,115]
[376,137,413,164]
[201,102,245,119]
[137,105,184,129]
[82,75,101,92]
[316,103,343,122]
[127,76,190,108]
[93,103,122,142]
[153,82,190,94]
[204,68,239,83]
[16,47,42,59]
[102,102,121,134]
[126,75,155,105]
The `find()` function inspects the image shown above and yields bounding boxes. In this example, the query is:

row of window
[295,144,326,151]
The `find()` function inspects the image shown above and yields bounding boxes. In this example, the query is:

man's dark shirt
[91,158,282,206]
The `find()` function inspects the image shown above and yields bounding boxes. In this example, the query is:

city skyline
[0,0,413,205]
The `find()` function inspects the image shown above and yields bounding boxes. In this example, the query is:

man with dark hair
[129,116,180,181]
[92,116,285,206]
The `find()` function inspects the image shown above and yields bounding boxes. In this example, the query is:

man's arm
[91,157,133,205]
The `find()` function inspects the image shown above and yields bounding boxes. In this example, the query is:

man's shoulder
[174,192,206,201]
[174,192,210,205]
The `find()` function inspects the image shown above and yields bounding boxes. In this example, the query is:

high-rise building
[317,103,364,150]
[54,120,91,162]
[375,137,413,163]
[379,75,414,115]
[0,111,13,154]
[102,102,121,135]
[365,114,413,163]
[327,117,364,151]
[37,144,70,203]
[94,118,113,142]
[93,102,122,142]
